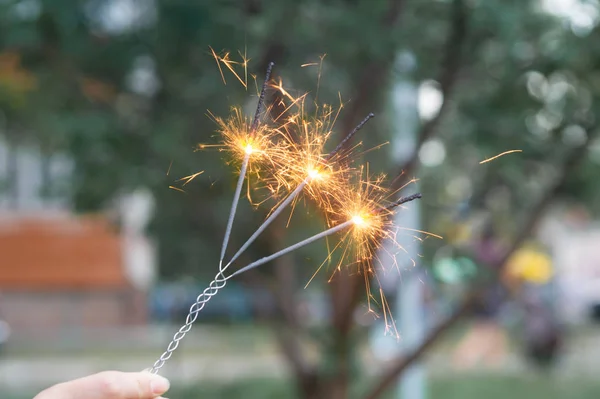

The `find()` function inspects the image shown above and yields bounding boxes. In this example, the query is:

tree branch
[236,29,326,393]
[363,128,598,399]
[337,0,407,137]
[241,267,318,395]
[329,0,469,359]
[331,0,407,328]
[325,4,408,398]
[331,0,469,330]
[396,0,468,183]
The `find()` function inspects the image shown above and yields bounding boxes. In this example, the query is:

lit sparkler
[230,192,422,277]
[219,62,274,270]
[223,111,375,269]
[151,59,277,374]
[150,52,425,374]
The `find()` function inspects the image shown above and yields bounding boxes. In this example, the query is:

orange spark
[169,186,186,193]
[178,171,205,186]
[209,46,249,88]
[479,149,522,164]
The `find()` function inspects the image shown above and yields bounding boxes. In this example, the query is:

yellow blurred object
[444,222,471,245]
[507,246,553,284]
[453,223,472,244]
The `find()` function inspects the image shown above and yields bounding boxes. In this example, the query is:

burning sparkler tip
[386,193,422,211]
[308,168,320,179]
[351,215,367,227]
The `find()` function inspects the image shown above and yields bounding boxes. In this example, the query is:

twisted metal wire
[150,63,276,374]
[149,269,230,374]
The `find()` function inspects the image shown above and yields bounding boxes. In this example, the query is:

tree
[1,0,599,398]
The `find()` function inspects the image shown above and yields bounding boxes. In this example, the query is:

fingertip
[95,371,170,399]
[149,375,170,396]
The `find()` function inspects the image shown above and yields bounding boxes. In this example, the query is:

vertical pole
[370,51,426,399]
[396,202,426,399]
[393,50,426,399]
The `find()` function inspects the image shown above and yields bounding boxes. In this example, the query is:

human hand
[33,371,170,399]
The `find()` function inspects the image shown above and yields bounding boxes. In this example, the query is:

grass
[12,373,600,399]
[8,323,600,398]
[429,373,600,399]
[4,324,278,358]
[168,374,600,399]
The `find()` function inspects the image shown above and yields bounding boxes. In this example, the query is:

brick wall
[0,213,148,334]
[0,214,125,289]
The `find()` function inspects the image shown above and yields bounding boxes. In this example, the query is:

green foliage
[429,374,600,399]
[1,0,600,278]
[168,378,294,399]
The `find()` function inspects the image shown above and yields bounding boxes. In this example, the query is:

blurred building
[0,140,156,342]
[539,205,600,324]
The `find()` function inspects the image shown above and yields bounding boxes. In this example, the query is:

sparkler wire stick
[384,193,422,211]
[219,62,275,268]
[224,113,375,268]
[149,192,421,373]
[251,62,274,131]
[230,219,354,277]
[151,66,394,374]
[324,113,374,162]
[151,63,275,374]
[231,192,422,277]
[225,178,309,267]
[149,269,233,374]
[219,152,249,267]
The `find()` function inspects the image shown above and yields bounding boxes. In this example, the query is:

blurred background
[1,0,600,398]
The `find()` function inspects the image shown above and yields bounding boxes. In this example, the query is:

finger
[35,371,170,399]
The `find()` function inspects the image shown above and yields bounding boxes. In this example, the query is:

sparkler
[219,62,274,269]
[223,112,375,268]
[150,60,276,374]
[307,168,426,327]
[151,52,426,374]
[230,193,422,277]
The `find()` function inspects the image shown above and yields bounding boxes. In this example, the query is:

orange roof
[0,214,127,290]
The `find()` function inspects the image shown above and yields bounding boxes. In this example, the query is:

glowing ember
[351,215,366,227]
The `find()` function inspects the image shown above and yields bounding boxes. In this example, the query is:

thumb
[34,371,170,399]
